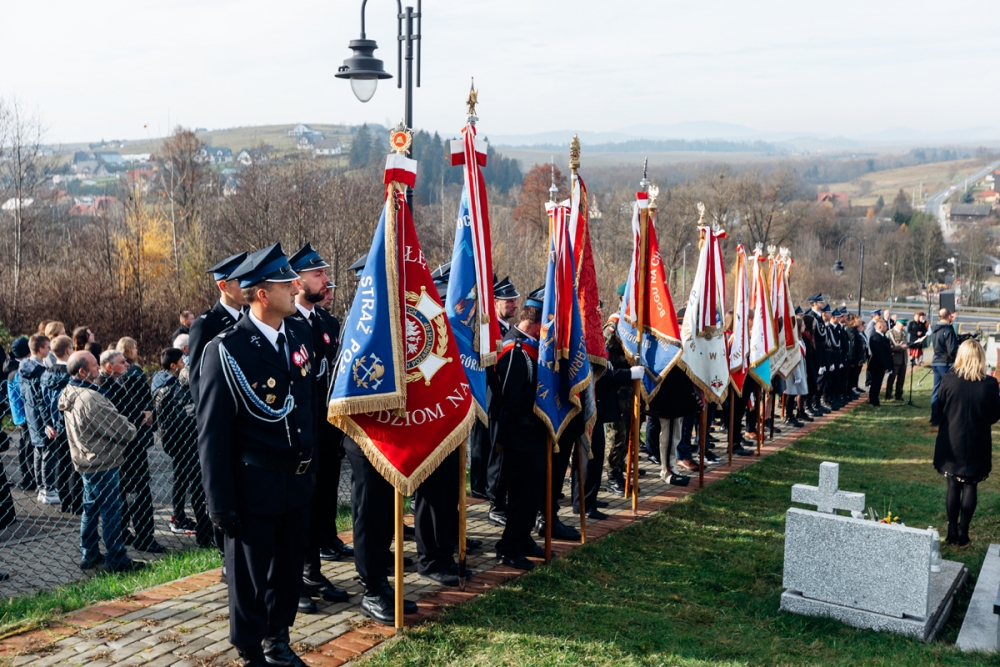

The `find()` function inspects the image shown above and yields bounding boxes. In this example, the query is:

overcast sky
[5,0,997,143]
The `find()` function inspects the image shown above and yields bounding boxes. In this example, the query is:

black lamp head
[336,38,392,103]
[831,259,845,276]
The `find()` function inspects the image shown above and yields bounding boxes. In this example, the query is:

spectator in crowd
[885,319,908,402]
[6,337,33,491]
[647,365,703,485]
[43,322,66,369]
[867,320,893,407]
[930,308,959,427]
[20,335,59,504]
[72,326,95,352]
[172,333,190,366]
[933,340,1000,548]
[172,311,195,343]
[865,309,883,340]
[152,348,211,546]
[908,312,928,365]
[59,350,144,573]
[0,343,18,550]
[36,321,51,335]
[41,335,82,514]
[101,343,163,553]
[85,341,103,359]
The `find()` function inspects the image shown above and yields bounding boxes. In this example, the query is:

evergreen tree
[350,124,372,169]
[875,194,885,211]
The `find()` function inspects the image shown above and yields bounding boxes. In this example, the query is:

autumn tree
[512,163,568,237]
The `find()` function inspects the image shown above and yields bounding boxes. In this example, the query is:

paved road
[924,160,1000,241]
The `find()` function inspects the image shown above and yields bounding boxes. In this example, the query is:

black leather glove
[210,511,243,539]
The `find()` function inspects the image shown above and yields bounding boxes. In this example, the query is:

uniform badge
[323,333,331,344]
[267,378,276,388]
[301,367,308,377]
[250,334,262,348]
[265,394,276,404]
[292,351,304,367]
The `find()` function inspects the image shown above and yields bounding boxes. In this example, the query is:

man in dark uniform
[820,304,841,409]
[188,251,249,572]
[287,243,351,614]
[491,287,547,571]
[802,294,828,417]
[604,283,634,496]
[189,252,249,406]
[482,276,518,527]
[197,244,316,667]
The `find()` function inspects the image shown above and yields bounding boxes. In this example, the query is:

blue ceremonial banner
[615,313,682,401]
[535,203,593,445]
[329,199,405,414]
[445,185,488,422]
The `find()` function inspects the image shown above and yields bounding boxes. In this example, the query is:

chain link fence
[0,365,353,598]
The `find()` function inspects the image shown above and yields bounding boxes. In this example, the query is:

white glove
[839,364,844,369]
[818,367,825,376]
[828,365,835,372]
[630,366,645,380]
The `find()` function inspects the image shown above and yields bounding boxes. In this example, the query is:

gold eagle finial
[466,78,478,118]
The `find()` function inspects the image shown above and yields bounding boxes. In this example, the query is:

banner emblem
[405,290,451,384]
[352,355,385,390]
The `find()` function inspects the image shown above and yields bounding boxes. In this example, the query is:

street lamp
[832,234,865,316]
[337,0,422,128]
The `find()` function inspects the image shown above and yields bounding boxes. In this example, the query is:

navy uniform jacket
[197,315,316,517]
[804,310,826,367]
[288,306,343,454]
[189,301,241,405]
[489,326,545,454]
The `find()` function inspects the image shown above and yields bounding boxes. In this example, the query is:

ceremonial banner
[617,192,682,401]
[775,248,802,378]
[569,172,608,374]
[729,245,751,395]
[329,154,475,494]
[535,201,594,445]
[678,223,729,403]
[748,244,778,390]
[446,120,499,422]
[766,246,787,378]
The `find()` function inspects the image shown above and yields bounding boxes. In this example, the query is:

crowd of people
[0,232,987,667]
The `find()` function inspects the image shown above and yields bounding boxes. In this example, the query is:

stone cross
[791,462,865,514]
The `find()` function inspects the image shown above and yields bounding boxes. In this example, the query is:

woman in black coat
[933,340,1000,548]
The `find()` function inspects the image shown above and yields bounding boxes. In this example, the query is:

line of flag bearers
[193,100,866,667]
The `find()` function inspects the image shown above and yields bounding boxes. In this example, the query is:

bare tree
[736,168,808,247]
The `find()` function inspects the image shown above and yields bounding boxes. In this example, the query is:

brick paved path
[0,399,862,667]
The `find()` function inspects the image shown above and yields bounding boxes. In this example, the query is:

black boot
[302,574,350,603]
[262,628,306,667]
[957,524,971,549]
[797,409,814,423]
[237,645,268,667]
[359,581,395,625]
[945,523,958,545]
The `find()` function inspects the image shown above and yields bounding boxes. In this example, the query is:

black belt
[241,450,312,475]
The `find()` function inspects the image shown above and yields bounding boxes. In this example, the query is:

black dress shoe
[466,538,483,551]
[360,591,395,625]
[499,554,535,571]
[469,489,489,500]
[797,411,814,422]
[297,595,317,614]
[595,500,609,508]
[605,478,625,496]
[524,542,545,558]
[585,509,607,521]
[667,473,690,486]
[263,628,307,667]
[403,524,415,540]
[320,540,355,560]
[487,510,507,526]
[732,445,755,457]
[387,553,414,567]
[237,646,268,667]
[302,576,350,602]
[79,554,102,570]
[538,516,581,541]
[420,569,460,586]
[379,579,417,613]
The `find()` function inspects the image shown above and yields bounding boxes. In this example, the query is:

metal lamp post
[337,0,422,136]
[831,234,865,316]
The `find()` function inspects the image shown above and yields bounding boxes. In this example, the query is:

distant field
[821,157,990,207]
[494,147,784,169]
[54,123,356,158]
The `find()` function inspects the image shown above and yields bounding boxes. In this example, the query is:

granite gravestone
[780,462,967,641]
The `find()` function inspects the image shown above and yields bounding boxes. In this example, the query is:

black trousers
[496,446,544,559]
[644,416,660,457]
[343,437,394,588]
[885,355,906,399]
[868,368,886,406]
[55,433,83,514]
[303,441,343,580]
[546,440,574,515]
[17,427,34,490]
[486,430,505,510]
[226,505,309,649]
[469,421,490,497]
[170,446,210,543]
[120,442,155,543]
[412,448,458,575]
[571,425,604,513]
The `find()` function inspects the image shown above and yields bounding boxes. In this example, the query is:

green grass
[0,548,222,637]
[362,367,1000,666]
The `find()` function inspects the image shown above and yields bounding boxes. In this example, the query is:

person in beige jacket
[58,351,144,573]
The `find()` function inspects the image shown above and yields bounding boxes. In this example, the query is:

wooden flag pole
[756,389,764,456]
[629,179,650,515]
[577,440,587,543]
[394,489,405,633]
[698,407,707,488]
[457,441,467,590]
[768,391,775,441]
[545,437,553,564]
[727,397,735,466]
[624,425,633,498]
